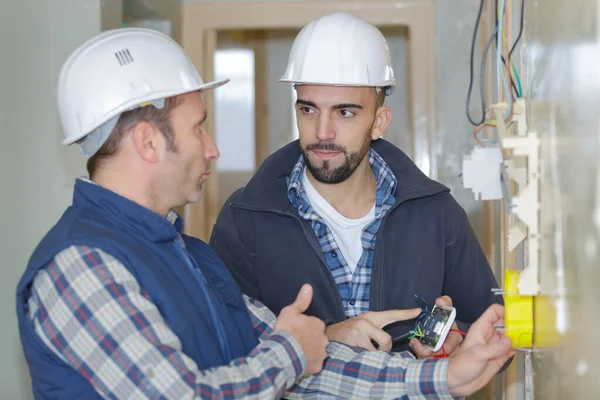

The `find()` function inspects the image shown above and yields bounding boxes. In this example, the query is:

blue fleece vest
[16,180,259,399]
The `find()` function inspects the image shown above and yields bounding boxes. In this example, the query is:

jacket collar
[230,139,449,212]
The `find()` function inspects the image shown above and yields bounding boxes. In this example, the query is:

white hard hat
[280,12,396,95]
[57,27,228,157]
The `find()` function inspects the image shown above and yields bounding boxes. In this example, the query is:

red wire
[432,330,467,359]
[433,345,449,359]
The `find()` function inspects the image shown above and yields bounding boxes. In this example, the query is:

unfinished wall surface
[526,0,600,398]
[0,1,100,398]
[434,0,487,240]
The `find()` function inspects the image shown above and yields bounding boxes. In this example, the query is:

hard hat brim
[62,78,229,146]
[278,78,397,88]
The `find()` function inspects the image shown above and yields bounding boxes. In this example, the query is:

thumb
[435,296,453,307]
[289,284,313,314]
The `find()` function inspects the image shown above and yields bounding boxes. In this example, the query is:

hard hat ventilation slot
[115,49,134,66]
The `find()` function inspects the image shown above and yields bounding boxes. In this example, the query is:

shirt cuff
[405,358,455,399]
[265,331,308,379]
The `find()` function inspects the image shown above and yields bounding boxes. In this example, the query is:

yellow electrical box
[504,270,534,347]
[503,269,562,348]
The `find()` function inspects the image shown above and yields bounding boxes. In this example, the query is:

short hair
[375,89,386,109]
[86,96,181,178]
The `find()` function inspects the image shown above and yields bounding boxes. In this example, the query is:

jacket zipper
[371,190,441,311]
[372,211,393,311]
[230,204,346,320]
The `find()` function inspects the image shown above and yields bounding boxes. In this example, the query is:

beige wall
[0,1,100,398]
[125,0,182,42]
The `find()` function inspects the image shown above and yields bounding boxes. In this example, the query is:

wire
[433,346,449,359]
[391,330,414,344]
[451,328,468,336]
[408,324,425,339]
[497,0,513,120]
[472,0,519,129]
[494,0,522,98]
[392,295,430,344]
[465,0,487,126]
[467,0,524,126]
[511,61,523,97]
[503,57,521,98]
[508,0,525,63]
[391,324,424,344]
[508,0,525,97]
[473,60,515,147]
[475,21,500,143]
[474,0,517,146]
[480,21,498,104]
[414,294,429,311]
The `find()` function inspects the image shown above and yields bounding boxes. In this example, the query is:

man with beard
[210,12,502,357]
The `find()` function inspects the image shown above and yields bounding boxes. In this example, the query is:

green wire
[408,324,425,340]
[510,61,523,97]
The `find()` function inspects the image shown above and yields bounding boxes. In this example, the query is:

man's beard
[301,132,371,184]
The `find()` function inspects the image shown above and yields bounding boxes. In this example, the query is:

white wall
[265,30,297,155]
[0,0,101,398]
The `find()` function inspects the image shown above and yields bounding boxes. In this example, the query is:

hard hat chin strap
[79,98,166,159]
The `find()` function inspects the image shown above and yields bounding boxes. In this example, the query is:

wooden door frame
[181,0,438,242]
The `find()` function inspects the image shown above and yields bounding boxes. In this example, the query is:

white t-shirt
[302,168,375,274]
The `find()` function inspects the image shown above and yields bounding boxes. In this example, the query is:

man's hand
[274,284,329,376]
[409,296,463,358]
[326,308,422,352]
[447,304,515,397]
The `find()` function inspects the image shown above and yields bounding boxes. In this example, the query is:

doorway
[181,1,437,242]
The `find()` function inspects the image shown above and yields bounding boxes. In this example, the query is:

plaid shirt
[27,243,454,399]
[287,149,397,317]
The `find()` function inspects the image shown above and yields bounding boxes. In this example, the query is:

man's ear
[371,106,392,140]
[131,121,161,163]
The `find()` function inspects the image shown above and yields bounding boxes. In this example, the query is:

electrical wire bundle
[466,0,525,146]
[392,295,468,359]
[391,295,430,343]
[406,294,429,339]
